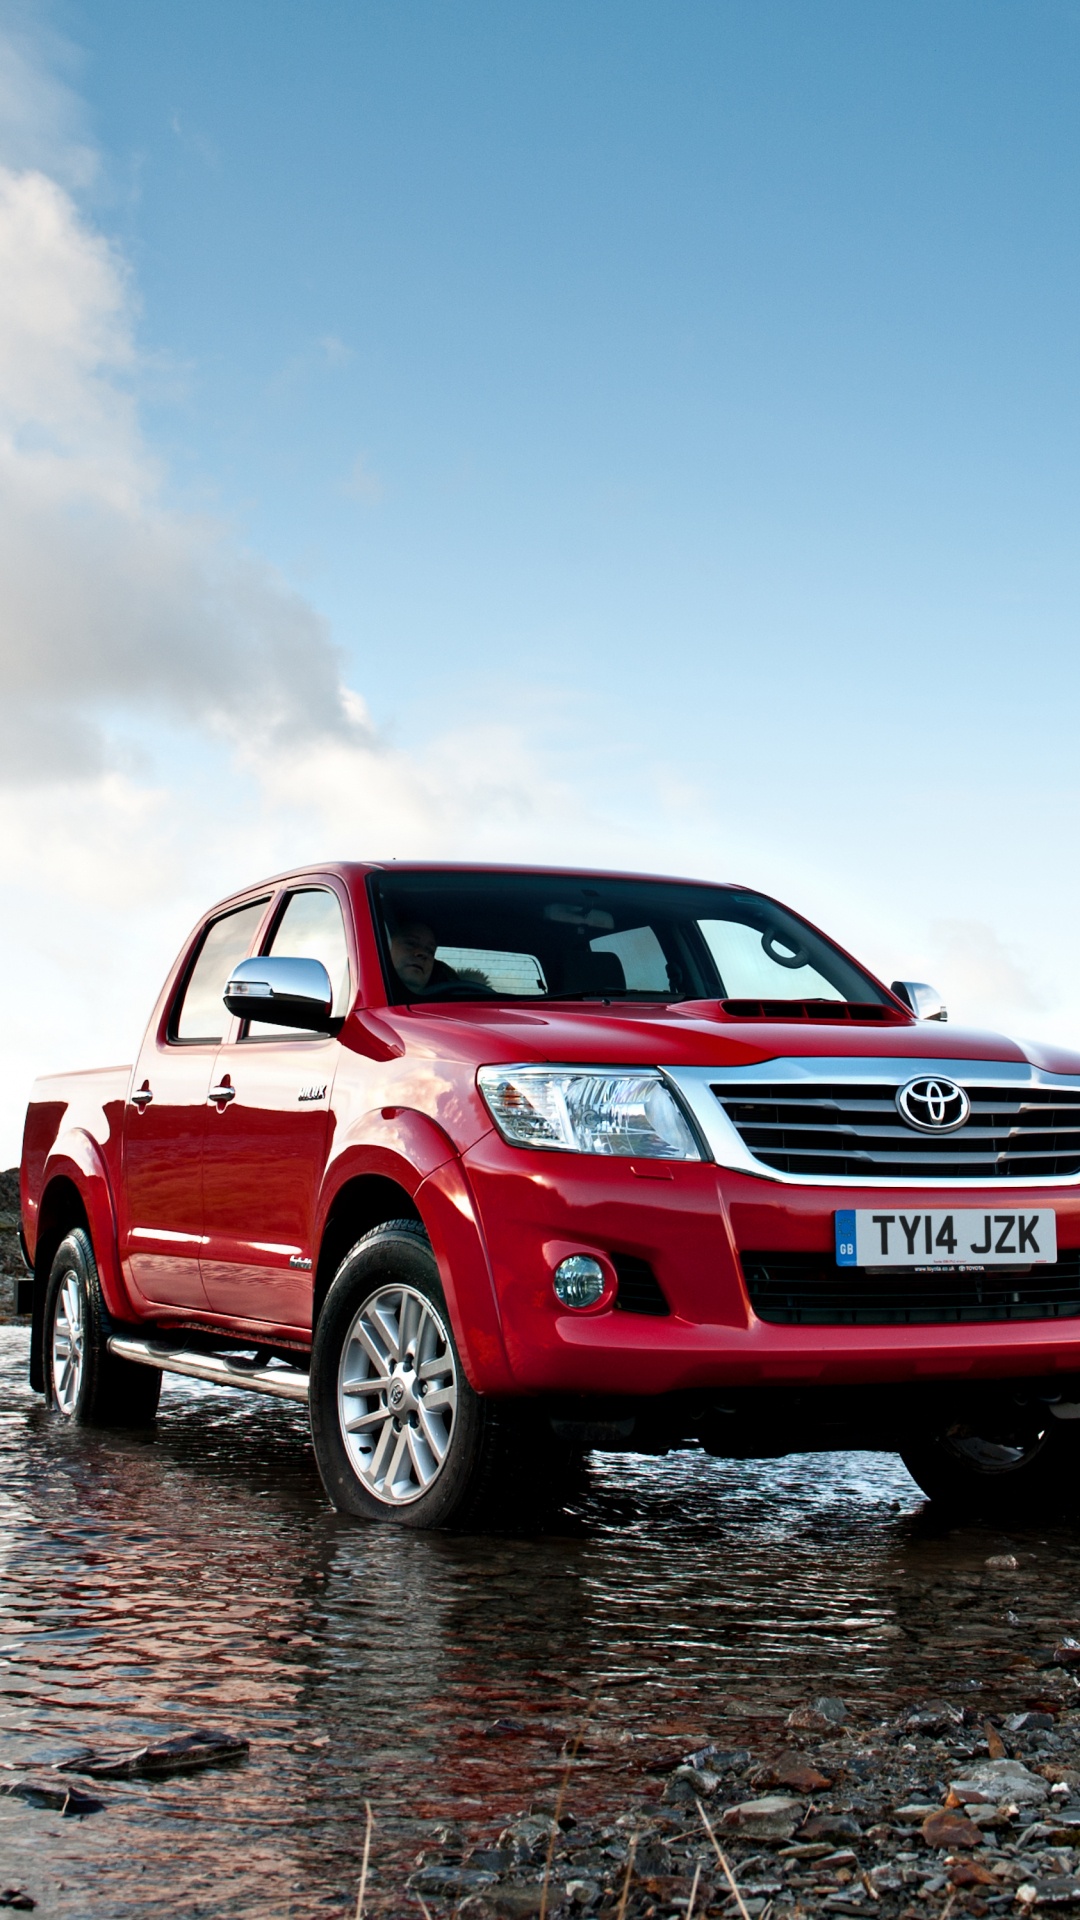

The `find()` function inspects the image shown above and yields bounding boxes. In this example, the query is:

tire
[900,1399,1080,1518]
[44,1229,161,1428]
[309,1220,574,1529]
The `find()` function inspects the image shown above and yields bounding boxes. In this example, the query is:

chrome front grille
[711,1082,1080,1180]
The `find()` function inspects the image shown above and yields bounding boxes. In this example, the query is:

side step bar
[108,1336,310,1403]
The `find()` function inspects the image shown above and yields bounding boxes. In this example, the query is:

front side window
[174,899,268,1042]
[244,888,352,1038]
[370,871,889,1008]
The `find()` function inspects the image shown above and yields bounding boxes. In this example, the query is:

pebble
[949,1757,1050,1806]
[921,1808,983,1849]
[0,1777,103,1817]
[720,1794,805,1841]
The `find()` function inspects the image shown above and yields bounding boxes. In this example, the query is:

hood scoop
[720,999,905,1024]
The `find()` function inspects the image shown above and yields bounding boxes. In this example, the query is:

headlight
[477,1066,702,1160]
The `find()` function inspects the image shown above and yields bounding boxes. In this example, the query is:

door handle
[208,1083,236,1105]
[130,1085,153,1109]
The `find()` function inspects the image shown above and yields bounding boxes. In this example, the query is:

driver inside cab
[388,919,494,998]
[389,920,439,992]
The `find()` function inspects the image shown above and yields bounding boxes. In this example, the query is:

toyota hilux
[19,862,1080,1526]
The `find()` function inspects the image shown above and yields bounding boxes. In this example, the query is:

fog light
[553,1255,606,1309]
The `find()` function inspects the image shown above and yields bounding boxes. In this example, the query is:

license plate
[835,1208,1057,1268]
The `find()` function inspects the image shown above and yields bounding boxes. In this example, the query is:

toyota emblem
[896,1076,971,1133]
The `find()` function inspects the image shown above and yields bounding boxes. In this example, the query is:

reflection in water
[1,1325,1078,1915]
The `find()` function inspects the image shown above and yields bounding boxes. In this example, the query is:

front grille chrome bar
[664,1058,1080,1189]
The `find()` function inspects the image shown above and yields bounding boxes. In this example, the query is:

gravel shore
[0,1165,25,1322]
[406,1689,1080,1920]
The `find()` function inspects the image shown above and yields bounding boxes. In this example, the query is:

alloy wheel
[337,1284,458,1505]
[51,1270,86,1416]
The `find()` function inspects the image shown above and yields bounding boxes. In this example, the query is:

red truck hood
[377,1002,1080,1076]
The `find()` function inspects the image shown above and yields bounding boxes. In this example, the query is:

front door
[119,896,270,1311]
[199,887,351,1331]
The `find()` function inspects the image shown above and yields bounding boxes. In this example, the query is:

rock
[0,1777,103,1816]
[486,1892,548,1919]
[1009,1713,1058,1733]
[497,1815,555,1860]
[720,1795,804,1842]
[949,1758,1050,1806]
[798,1813,863,1842]
[985,1554,1021,1570]
[408,1866,499,1897]
[901,1700,964,1738]
[787,1697,849,1731]
[62,1729,250,1778]
[921,1809,983,1849]
[564,1882,601,1907]
[0,1894,35,1913]
[949,1862,1000,1888]
[866,1864,905,1893]
[684,1745,751,1773]
[661,1764,720,1804]
[1038,1639,1080,1670]
[766,1752,833,1793]
[458,1894,545,1920]
[1016,1881,1080,1908]
[467,1850,513,1873]
[894,1802,942,1823]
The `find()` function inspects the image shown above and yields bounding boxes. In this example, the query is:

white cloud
[0,162,372,781]
[0,7,96,189]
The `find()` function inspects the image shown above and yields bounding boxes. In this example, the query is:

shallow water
[1,1324,1078,1916]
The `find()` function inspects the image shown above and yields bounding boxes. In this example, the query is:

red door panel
[199,1038,338,1330]
[119,1044,214,1311]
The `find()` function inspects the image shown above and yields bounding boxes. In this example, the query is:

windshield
[369,871,889,1008]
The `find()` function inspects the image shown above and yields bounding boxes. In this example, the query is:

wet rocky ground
[3,1246,1080,1917]
[0,1169,23,1323]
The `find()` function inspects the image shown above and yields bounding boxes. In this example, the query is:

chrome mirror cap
[891,979,948,1023]
[224,956,335,1032]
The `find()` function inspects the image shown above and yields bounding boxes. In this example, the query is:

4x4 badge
[896,1076,971,1132]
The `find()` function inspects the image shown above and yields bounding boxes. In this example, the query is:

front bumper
[460,1134,1080,1395]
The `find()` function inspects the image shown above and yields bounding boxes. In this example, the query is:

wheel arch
[29,1173,90,1392]
[313,1127,514,1394]
[313,1174,423,1327]
[29,1140,134,1393]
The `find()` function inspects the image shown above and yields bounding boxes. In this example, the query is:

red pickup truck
[20,861,1080,1526]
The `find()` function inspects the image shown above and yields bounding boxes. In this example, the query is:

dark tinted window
[370,871,886,1007]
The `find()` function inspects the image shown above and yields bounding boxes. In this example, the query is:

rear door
[119,897,270,1311]
[199,886,353,1331]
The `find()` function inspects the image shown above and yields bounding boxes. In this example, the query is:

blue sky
[2,1,1080,1152]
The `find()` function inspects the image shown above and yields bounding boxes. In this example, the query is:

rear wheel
[900,1401,1080,1517]
[309,1220,578,1528]
[44,1229,161,1427]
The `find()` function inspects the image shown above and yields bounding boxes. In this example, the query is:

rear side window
[174,899,268,1042]
[245,888,352,1037]
[589,925,671,992]
[436,946,546,995]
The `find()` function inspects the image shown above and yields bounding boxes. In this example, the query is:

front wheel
[900,1401,1080,1518]
[44,1229,161,1427]
[308,1221,577,1528]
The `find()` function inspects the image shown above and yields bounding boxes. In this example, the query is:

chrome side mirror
[224,956,335,1032]
[891,979,947,1022]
